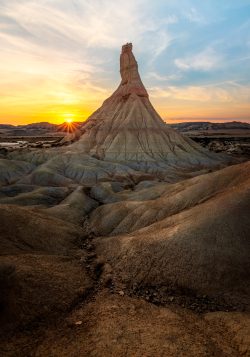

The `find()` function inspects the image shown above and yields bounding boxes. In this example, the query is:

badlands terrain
[1,120,250,159]
[0,44,249,356]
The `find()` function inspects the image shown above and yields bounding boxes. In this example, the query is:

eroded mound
[0,205,81,254]
[0,159,34,186]
[94,162,250,306]
[3,291,249,357]
[0,205,92,333]
[90,161,250,235]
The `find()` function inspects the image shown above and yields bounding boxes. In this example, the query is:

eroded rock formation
[73,43,227,170]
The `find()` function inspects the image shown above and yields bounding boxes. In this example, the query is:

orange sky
[1,97,249,126]
[1,68,249,125]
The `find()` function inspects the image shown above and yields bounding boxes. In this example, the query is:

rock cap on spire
[119,42,148,97]
[122,42,133,53]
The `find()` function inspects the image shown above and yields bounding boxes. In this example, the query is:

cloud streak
[175,48,221,71]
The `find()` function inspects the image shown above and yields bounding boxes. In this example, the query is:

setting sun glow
[64,114,75,124]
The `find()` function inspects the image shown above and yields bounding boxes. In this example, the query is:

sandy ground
[2,287,250,357]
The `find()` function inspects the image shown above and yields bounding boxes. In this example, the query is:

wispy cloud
[185,7,206,24]
[149,83,250,103]
[174,48,221,71]
[146,72,181,81]
[0,0,174,53]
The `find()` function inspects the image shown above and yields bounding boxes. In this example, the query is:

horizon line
[1,118,250,127]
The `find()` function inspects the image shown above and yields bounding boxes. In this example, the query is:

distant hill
[0,121,83,136]
[1,121,249,137]
[19,122,57,130]
[0,124,15,130]
[169,121,250,133]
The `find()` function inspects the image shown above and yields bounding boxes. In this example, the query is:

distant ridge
[170,121,250,132]
[0,122,82,136]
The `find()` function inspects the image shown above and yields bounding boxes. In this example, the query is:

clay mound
[90,161,250,235]
[95,161,250,305]
[0,159,34,186]
[0,185,71,207]
[13,151,153,187]
[0,204,82,255]
[8,148,58,166]
[73,43,227,171]
[46,186,98,224]
[0,205,92,331]
[30,291,250,357]
[0,254,92,332]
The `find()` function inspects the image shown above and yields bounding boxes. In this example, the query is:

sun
[63,113,74,124]
[59,114,80,134]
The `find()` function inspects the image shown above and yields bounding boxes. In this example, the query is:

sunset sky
[0,0,250,125]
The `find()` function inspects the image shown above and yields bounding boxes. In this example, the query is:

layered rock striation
[73,43,226,170]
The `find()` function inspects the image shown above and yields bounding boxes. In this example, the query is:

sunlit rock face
[119,43,148,98]
[72,43,226,169]
[92,161,250,306]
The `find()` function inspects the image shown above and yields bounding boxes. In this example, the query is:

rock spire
[119,43,148,98]
[72,43,226,172]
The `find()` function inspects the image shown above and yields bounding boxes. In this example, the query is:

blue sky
[0,0,249,124]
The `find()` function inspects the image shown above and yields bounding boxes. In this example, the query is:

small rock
[75,321,82,325]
